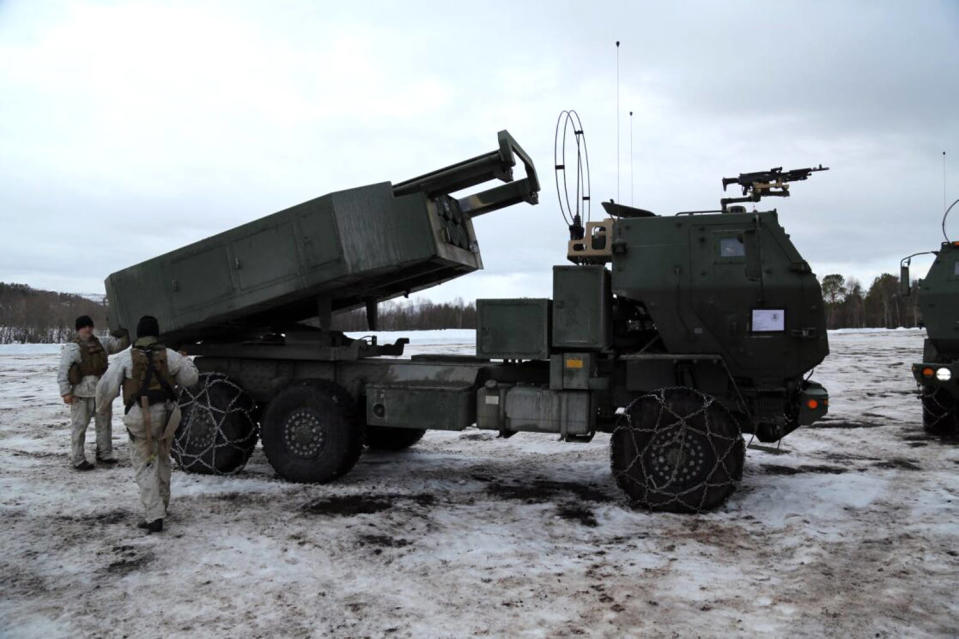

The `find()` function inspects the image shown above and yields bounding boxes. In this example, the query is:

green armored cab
[902,199,959,436]
[104,122,831,512]
[474,144,830,510]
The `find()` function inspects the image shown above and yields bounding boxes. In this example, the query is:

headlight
[936,367,952,382]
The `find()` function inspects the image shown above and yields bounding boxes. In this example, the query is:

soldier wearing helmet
[96,315,198,533]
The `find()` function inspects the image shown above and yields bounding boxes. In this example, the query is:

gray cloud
[1,0,957,302]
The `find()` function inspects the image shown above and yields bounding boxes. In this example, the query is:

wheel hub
[649,430,706,487]
[185,409,216,449]
[283,408,325,458]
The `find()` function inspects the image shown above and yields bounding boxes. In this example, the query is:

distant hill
[0,283,108,344]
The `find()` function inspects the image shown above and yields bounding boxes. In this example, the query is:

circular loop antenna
[554,110,591,227]
[942,197,959,243]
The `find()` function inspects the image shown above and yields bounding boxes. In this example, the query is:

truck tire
[365,426,426,451]
[260,381,362,483]
[173,373,258,475]
[922,387,959,437]
[611,387,745,513]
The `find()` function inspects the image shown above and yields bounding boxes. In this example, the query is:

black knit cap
[136,315,160,339]
[75,315,94,330]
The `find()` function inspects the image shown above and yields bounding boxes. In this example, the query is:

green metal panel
[552,265,611,350]
[503,387,591,435]
[917,243,959,358]
[476,298,551,360]
[194,355,489,405]
[549,353,594,390]
[610,211,828,382]
[105,183,458,344]
[365,382,475,430]
[476,383,509,430]
[170,245,233,314]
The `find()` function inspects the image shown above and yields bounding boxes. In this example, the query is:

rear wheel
[611,387,745,513]
[922,387,959,437]
[365,426,426,451]
[260,381,361,483]
[173,373,258,475]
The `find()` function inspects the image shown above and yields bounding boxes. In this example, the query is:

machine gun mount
[721,164,828,212]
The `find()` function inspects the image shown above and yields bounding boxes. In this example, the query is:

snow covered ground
[1,329,956,638]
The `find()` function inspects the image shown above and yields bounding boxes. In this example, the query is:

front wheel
[610,387,745,513]
[260,381,361,483]
[922,387,959,437]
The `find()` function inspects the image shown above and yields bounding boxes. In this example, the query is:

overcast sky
[1,0,957,304]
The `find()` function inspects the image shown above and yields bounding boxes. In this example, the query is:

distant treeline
[0,282,477,343]
[0,283,107,344]
[331,298,477,331]
[820,273,920,330]
[0,273,924,344]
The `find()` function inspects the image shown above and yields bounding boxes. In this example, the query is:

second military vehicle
[902,198,959,437]
[105,122,830,512]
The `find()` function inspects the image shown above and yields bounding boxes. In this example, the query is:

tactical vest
[68,335,108,385]
[122,344,176,414]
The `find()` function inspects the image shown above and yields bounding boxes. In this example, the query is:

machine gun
[720,164,828,212]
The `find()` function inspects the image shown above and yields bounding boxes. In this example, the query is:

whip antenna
[616,41,621,202]
[554,110,591,241]
[629,110,634,206]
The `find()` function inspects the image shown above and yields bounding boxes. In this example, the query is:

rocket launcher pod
[105,130,540,345]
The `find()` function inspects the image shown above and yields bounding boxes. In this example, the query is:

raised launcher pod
[903,199,959,437]
[105,131,539,346]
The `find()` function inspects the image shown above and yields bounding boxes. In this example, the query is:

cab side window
[719,236,745,258]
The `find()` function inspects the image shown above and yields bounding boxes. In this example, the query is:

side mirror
[900,264,910,297]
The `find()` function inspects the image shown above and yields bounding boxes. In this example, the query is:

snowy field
[1,329,957,638]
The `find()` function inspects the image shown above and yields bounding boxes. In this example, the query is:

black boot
[137,519,163,533]
[74,460,95,471]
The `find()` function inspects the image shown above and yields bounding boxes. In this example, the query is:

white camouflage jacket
[57,334,130,398]
[95,341,199,414]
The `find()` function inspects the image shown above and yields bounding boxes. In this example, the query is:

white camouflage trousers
[70,397,113,466]
[124,402,177,522]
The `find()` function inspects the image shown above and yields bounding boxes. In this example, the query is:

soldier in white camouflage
[57,315,129,470]
[96,315,198,533]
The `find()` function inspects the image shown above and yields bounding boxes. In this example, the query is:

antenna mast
[629,110,634,206]
[616,41,620,202]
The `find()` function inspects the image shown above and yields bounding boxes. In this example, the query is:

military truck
[902,198,959,437]
[105,129,830,512]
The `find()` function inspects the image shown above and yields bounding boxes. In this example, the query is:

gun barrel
[782,165,829,182]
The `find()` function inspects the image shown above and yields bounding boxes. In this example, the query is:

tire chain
[922,387,958,436]
[611,387,743,513]
[172,374,258,474]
